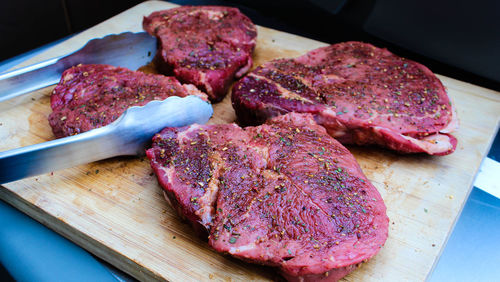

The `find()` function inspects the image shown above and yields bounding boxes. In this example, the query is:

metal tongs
[0,33,213,184]
[0,32,157,102]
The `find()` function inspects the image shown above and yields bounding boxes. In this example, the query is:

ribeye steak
[146,113,388,281]
[49,64,206,138]
[143,6,257,102]
[232,42,458,155]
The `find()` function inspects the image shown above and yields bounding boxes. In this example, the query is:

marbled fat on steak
[146,113,388,281]
[232,42,458,155]
[49,64,206,138]
[143,6,257,102]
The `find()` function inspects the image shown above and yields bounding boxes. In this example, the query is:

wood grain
[1,1,499,281]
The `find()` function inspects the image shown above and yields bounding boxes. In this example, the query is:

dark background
[0,0,499,91]
[0,0,143,60]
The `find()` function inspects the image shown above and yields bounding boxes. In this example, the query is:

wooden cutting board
[1,1,499,281]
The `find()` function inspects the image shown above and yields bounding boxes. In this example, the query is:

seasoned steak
[146,113,388,281]
[232,42,458,155]
[48,64,206,138]
[143,6,257,102]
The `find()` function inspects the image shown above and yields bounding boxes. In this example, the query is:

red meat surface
[232,42,458,155]
[48,64,206,138]
[143,6,257,101]
[147,113,388,281]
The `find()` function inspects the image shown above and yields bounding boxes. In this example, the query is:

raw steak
[232,41,458,155]
[48,64,206,138]
[143,6,257,102]
[146,113,388,281]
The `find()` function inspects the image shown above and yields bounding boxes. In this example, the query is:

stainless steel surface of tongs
[0,32,157,102]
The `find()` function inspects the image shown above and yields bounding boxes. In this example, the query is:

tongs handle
[0,123,123,184]
[0,57,65,103]
[0,32,157,103]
